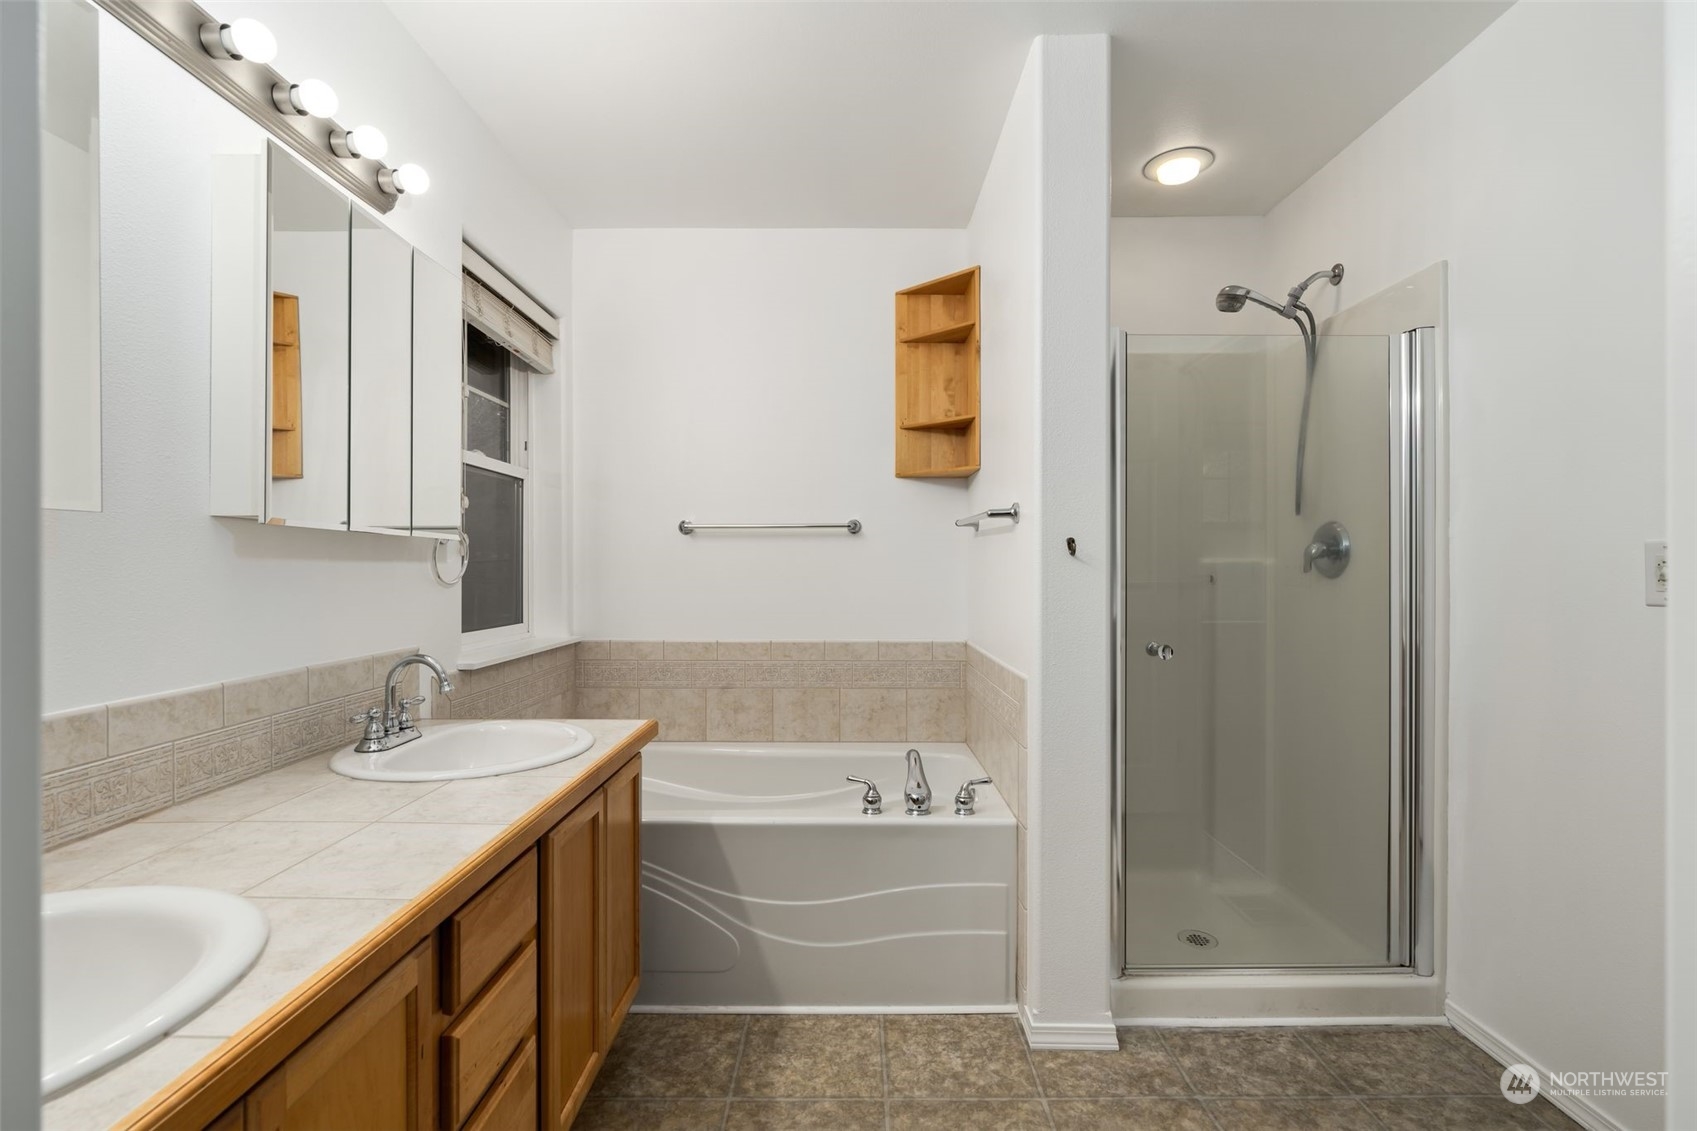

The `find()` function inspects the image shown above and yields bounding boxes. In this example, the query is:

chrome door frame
[1111,327,1436,977]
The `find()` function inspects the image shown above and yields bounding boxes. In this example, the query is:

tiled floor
[576,1015,1585,1130]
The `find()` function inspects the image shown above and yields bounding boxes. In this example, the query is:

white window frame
[460,329,534,651]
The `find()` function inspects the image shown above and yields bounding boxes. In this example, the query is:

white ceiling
[387,1,1510,227]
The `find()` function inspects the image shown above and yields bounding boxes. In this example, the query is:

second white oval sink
[43,887,268,1096]
[330,719,595,782]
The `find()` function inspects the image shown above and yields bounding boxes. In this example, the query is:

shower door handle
[1144,642,1175,660]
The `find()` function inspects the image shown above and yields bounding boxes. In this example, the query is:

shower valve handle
[1145,642,1175,660]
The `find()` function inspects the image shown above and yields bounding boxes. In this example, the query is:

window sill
[455,634,582,671]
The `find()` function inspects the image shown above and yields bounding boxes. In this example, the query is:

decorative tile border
[572,642,965,743]
[39,642,576,850]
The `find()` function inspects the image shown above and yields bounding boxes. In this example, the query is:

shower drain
[1177,929,1219,949]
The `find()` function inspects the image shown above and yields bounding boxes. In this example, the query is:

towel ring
[431,531,469,585]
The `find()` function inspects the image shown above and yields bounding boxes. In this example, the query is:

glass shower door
[1119,331,1400,969]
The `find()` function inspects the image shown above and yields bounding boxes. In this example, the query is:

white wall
[1265,6,1666,1126]
[1111,217,1267,337]
[570,228,970,640]
[1025,33,1116,1046]
[1115,4,1665,1124]
[41,7,572,712]
[965,50,1039,677]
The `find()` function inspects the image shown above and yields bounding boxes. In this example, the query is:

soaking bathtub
[636,742,1016,1011]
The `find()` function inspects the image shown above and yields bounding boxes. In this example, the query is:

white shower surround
[635,743,1017,1011]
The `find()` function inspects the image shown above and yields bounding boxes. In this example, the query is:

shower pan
[1111,315,1436,978]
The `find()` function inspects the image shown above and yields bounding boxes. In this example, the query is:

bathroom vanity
[47,719,653,1131]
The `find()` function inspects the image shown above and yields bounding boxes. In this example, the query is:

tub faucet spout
[904,748,932,815]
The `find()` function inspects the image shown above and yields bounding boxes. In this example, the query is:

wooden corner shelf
[895,266,980,478]
[899,413,977,432]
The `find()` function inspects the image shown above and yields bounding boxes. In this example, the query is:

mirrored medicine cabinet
[208,142,461,535]
[45,3,464,537]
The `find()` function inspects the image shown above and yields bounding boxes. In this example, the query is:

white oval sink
[42,886,268,1096]
[330,719,595,782]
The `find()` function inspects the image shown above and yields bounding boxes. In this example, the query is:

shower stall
[1112,293,1437,977]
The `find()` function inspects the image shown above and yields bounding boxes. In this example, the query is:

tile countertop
[42,718,654,1131]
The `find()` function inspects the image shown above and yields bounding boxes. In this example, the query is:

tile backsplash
[964,642,1029,999]
[41,643,578,849]
[573,641,966,743]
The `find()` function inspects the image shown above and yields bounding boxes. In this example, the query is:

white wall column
[1024,32,1116,1049]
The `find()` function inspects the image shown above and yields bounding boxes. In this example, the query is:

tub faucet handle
[953,777,993,816]
[846,776,882,815]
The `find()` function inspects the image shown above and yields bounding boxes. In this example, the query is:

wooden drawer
[463,1036,538,1131]
[443,941,537,1128]
[445,848,537,1013]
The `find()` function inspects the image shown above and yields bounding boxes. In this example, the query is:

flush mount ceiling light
[379,163,430,196]
[197,18,276,64]
[1143,147,1215,186]
[271,78,338,118]
[331,125,389,161]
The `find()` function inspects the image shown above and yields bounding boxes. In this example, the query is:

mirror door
[349,209,413,533]
[266,147,350,529]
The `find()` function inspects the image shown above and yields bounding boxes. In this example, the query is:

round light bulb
[293,79,339,118]
[1155,156,1201,185]
[346,125,388,161]
[224,19,277,64]
[393,163,430,194]
[1141,146,1216,186]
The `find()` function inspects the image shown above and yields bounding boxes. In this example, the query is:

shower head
[1215,285,1285,315]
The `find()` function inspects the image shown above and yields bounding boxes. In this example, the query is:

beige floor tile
[883,1014,1037,1098]
[725,1099,885,1128]
[888,1099,1050,1129]
[592,1014,747,1098]
[1049,1098,1214,1131]
[1303,1025,1502,1095]
[1031,1029,1190,1097]
[1206,1097,1381,1130]
[733,1015,883,1098]
[1162,1028,1347,1096]
[1365,1096,1548,1129]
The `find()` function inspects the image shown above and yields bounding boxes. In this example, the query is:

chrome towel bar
[955,504,1020,529]
[679,519,863,535]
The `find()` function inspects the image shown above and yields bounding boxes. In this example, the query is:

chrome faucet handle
[845,776,882,815]
[396,695,426,730]
[348,707,386,746]
[953,776,993,816]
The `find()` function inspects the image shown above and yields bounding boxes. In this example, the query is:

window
[461,323,530,642]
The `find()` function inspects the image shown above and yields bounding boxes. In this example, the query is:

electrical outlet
[1646,540,1669,607]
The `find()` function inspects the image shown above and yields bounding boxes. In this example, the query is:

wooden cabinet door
[600,755,641,1048]
[540,795,603,1130]
[246,941,434,1131]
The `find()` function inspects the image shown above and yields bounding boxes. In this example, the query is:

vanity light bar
[93,0,432,213]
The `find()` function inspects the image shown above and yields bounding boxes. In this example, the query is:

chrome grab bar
[678,519,862,535]
[955,503,1020,529]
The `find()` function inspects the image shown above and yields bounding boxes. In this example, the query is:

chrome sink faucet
[351,653,455,754]
[904,748,932,815]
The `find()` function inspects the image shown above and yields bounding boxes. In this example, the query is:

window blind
[460,244,557,375]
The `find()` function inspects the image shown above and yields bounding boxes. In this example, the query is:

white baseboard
[1445,1001,1626,1131]
[1019,1003,1120,1050]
